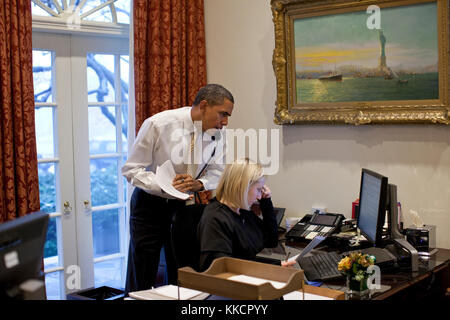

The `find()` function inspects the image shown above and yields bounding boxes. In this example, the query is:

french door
[33,31,129,299]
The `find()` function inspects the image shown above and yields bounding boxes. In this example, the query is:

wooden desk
[286,238,450,300]
[371,248,450,300]
[303,284,345,300]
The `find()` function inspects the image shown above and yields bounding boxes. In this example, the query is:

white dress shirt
[122,107,226,199]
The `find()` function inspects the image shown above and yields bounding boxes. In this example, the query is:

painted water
[297,73,438,103]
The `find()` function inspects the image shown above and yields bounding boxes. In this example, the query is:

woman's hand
[281,260,297,268]
[261,185,271,199]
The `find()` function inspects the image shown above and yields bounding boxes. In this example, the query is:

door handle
[83,200,91,210]
[63,201,72,215]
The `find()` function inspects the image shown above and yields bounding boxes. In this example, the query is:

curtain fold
[133,0,207,133]
[0,0,40,222]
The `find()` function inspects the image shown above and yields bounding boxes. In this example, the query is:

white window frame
[32,0,134,297]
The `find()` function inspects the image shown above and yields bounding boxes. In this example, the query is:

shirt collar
[183,106,202,135]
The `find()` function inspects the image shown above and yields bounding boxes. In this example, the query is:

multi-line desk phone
[285,212,345,241]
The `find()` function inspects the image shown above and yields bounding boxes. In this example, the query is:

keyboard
[298,251,343,281]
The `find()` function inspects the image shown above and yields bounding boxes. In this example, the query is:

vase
[345,276,370,300]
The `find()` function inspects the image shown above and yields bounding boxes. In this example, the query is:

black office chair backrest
[170,204,206,272]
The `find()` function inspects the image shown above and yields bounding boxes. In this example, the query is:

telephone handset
[285,212,344,241]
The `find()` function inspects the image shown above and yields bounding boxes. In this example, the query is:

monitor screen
[0,211,49,299]
[274,207,285,226]
[357,169,388,246]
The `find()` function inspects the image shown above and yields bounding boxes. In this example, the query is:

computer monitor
[0,211,49,299]
[274,207,285,227]
[357,169,388,247]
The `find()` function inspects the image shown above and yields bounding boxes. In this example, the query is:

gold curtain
[133,0,207,133]
[0,0,40,222]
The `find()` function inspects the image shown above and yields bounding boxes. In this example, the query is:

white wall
[204,0,450,248]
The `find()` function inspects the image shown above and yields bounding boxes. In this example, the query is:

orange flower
[338,256,352,271]
[358,256,370,268]
[349,252,360,262]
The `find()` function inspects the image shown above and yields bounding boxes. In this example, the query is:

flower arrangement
[338,252,376,287]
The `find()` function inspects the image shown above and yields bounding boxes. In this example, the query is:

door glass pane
[38,162,57,213]
[90,158,118,206]
[88,106,117,154]
[121,104,128,153]
[81,1,113,23]
[115,0,131,24]
[94,257,124,288]
[35,107,56,158]
[92,208,120,258]
[44,271,62,300]
[33,50,53,102]
[119,55,129,153]
[31,2,53,18]
[123,177,127,204]
[44,216,60,264]
[87,54,115,102]
[120,55,129,102]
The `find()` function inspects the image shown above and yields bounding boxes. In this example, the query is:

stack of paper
[128,285,209,300]
[155,160,190,200]
[227,274,333,300]
[283,290,333,300]
[227,274,286,289]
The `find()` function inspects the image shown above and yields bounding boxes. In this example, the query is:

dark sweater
[197,198,278,271]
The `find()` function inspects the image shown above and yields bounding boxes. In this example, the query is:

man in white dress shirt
[122,84,234,294]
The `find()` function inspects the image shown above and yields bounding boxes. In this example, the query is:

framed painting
[271,0,449,124]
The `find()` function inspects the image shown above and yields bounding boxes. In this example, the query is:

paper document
[228,275,286,289]
[154,285,204,299]
[155,160,190,200]
[128,285,209,300]
[283,290,333,300]
[288,235,326,263]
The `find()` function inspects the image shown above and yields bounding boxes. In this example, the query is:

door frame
[71,34,129,290]
[32,32,79,296]
[33,31,129,296]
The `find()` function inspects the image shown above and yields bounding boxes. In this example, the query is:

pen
[285,251,291,261]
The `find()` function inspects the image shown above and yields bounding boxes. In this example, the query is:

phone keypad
[299,224,335,238]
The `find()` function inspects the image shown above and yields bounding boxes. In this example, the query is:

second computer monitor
[357,169,388,247]
[0,211,49,299]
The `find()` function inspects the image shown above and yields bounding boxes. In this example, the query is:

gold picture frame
[271,0,449,125]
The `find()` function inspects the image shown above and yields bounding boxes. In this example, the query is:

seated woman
[197,158,294,271]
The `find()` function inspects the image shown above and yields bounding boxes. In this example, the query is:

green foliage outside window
[40,163,122,258]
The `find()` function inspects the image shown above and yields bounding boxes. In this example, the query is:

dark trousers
[125,187,185,295]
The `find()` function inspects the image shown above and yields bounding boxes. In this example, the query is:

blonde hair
[216,158,264,210]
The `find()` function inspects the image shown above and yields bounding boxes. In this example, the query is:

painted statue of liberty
[378,30,387,68]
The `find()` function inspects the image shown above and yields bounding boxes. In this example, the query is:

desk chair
[170,204,206,273]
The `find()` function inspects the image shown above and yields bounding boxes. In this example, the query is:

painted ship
[319,72,342,81]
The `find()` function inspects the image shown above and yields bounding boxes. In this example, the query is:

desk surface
[285,238,450,300]
[371,248,450,300]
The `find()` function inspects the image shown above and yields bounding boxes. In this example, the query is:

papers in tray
[283,290,333,300]
[128,285,209,300]
[227,274,333,300]
[155,160,190,200]
[227,275,287,289]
